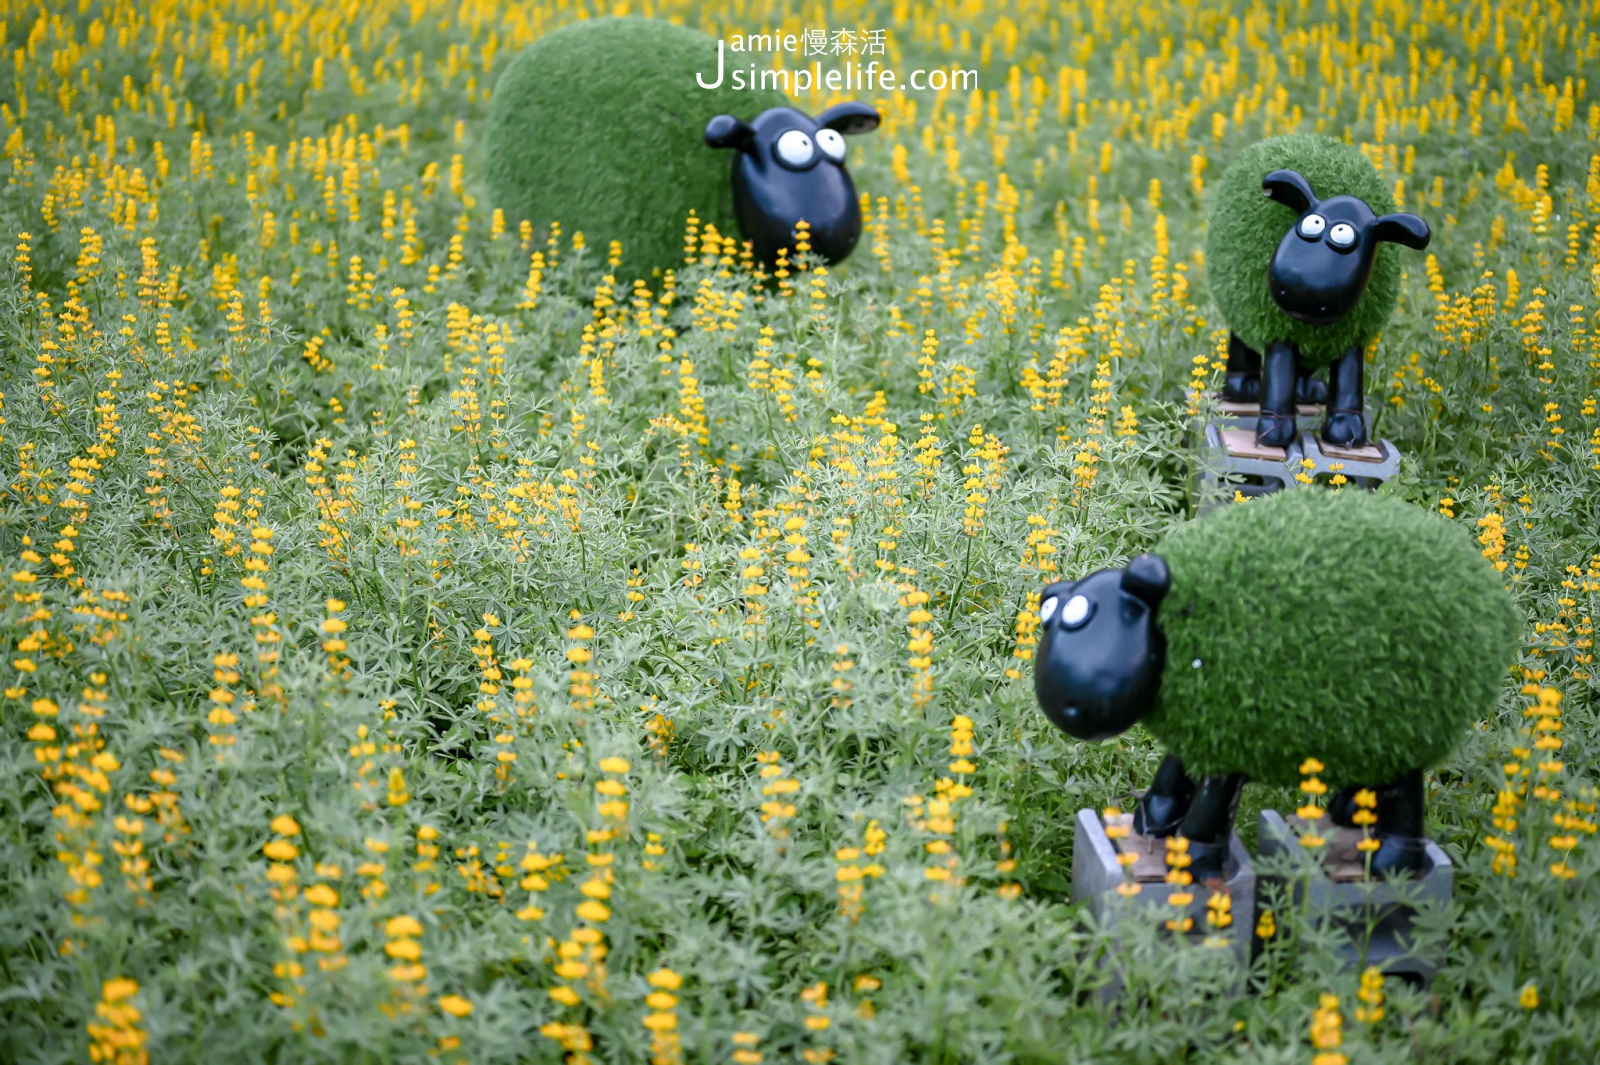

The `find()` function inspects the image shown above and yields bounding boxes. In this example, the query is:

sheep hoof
[1255,412,1298,448]
[1320,409,1368,449]
[1365,834,1427,878]
[1133,790,1188,838]
[1295,373,1328,406]
[1184,837,1230,881]
[1221,372,1260,403]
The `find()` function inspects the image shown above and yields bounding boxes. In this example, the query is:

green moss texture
[1205,134,1401,367]
[484,18,790,272]
[1145,490,1521,787]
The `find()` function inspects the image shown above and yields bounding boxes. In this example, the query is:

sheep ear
[1122,554,1170,609]
[815,101,880,135]
[704,115,755,151]
[1374,212,1431,251]
[1262,169,1319,213]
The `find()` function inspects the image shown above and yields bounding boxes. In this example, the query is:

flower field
[2,0,1599,1061]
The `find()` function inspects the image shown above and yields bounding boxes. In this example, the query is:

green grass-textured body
[1146,491,1521,787]
[484,18,790,271]
[1206,134,1401,367]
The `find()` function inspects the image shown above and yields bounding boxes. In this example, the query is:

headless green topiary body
[1146,491,1520,787]
[484,18,790,272]
[1206,134,1400,368]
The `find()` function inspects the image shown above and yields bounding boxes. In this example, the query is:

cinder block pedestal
[1258,810,1452,984]
[1298,432,1401,489]
[1072,808,1257,970]
[1196,399,1399,511]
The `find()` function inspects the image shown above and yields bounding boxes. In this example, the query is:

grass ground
[0,0,1597,1062]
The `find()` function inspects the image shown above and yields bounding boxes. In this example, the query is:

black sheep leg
[1321,344,1369,448]
[1134,754,1196,837]
[1367,769,1427,877]
[1255,341,1299,448]
[1179,772,1245,880]
[1326,785,1361,828]
[1296,369,1328,406]
[1221,333,1262,403]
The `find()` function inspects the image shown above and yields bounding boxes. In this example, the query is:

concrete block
[1257,810,1452,984]
[1072,808,1257,971]
[1195,419,1401,511]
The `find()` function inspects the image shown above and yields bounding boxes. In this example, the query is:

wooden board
[1220,427,1287,460]
[1106,813,1190,882]
[1284,816,1374,882]
[1318,439,1387,464]
[1212,396,1319,417]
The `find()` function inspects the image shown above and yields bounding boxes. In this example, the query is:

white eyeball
[1061,594,1092,629]
[816,128,846,162]
[1298,214,1326,239]
[1327,222,1357,249]
[1039,596,1059,623]
[775,129,815,167]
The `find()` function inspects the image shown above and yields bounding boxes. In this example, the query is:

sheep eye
[1039,596,1059,623]
[774,129,816,168]
[1327,222,1357,249]
[816,128,846,162]
[1298,214,1327,239]
[1061,594,1093,629]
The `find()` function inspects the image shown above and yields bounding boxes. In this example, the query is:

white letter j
[697,40,725,89]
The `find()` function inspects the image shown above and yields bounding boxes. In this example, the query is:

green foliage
[484,17,790,271]
[0,1,1597,1063]
[1147,490,1523,786]
[1205,133,1402,365]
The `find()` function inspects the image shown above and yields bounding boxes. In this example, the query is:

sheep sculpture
[1032,490,1520,878]
[1207,134,1432,449]
[705,101,880,265]
[485,18,878,271]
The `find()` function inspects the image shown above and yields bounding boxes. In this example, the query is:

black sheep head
[704,102,880,266]
[1262,168,1431,325]
[1033,554,1170,742]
